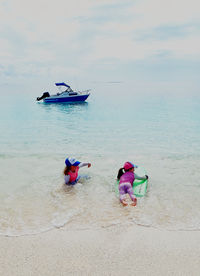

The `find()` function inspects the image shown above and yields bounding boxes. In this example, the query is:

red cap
[123,162,135,171]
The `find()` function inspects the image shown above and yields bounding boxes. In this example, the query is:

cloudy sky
[0,0,200,93]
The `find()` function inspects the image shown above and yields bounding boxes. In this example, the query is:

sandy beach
[0,225,199,276]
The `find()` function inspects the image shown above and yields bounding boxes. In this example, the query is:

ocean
[0,83,200,236]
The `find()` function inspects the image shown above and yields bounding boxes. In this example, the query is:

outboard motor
[36,92,50,101]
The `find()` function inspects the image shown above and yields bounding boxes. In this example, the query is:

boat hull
[44,94,90,103]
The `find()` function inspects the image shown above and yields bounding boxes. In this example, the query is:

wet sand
[0,225,199,276]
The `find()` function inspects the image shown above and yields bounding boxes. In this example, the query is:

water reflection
[37,101,89,116]
[36,102,90,119]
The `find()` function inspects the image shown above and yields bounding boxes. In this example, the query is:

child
[117,161,148,206]
[64,157,91,185]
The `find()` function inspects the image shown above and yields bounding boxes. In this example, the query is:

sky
[0,0,200,94]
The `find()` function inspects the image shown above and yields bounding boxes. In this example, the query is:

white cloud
[0,38,13,60]
[129,0,200,28]
[0,1,84,42]
[156,35,200,58]
[84,0,200,64]
[84,33,200,65]
[0,0,200,83]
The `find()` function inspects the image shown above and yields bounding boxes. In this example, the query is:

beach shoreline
[0,225,199,276]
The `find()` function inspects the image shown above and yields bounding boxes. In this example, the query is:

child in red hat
[117,162,148,206]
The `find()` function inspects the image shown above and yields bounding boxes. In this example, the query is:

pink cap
[123,162,135,171]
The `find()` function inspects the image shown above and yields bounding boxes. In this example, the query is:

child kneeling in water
[64,157,91,185]
[117,162,148,206]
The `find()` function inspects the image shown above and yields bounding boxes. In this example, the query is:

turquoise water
[0,84,200,236]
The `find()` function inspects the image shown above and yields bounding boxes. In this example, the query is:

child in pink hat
[117,162,148,206]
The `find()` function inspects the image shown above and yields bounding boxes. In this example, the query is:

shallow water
[0,84,200,236]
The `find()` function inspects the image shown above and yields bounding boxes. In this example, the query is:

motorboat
[36,82,90,103]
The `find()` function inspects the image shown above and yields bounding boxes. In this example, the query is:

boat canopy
[55,82,70,88]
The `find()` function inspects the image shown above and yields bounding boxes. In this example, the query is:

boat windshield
[65,87,73,92]
[57,86,73,94]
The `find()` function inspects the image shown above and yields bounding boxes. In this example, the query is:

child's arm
[64,175,70,184]
[134,173,148,180]
[78,162,91,168]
